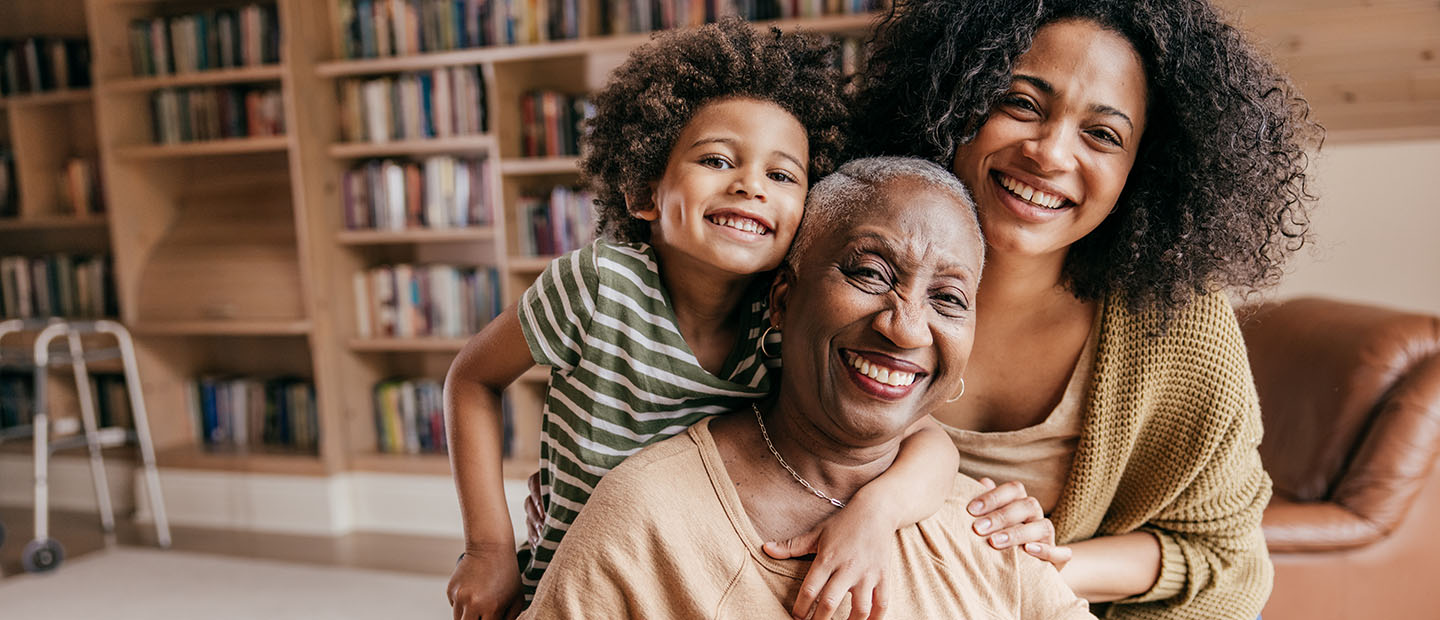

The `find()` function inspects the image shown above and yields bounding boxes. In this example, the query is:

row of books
[336,0,880,54]
[338,66,488,144]
[150,86,285,144]
[0,372,131,431]
[0,38,91,96]
[519,90,590,158]
[342,156,494,231]
[187,376,318,451]
[353,264,502,339]
[515,186,596,256]
[59,158,105,217]
[0,149,15,218]
[0,254,116,320]
[373,378,447,454]
[128,4,282,77]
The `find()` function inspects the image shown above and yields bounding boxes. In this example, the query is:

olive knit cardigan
[1052,291,1273,620]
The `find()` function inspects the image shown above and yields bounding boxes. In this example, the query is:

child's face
[633,97,809,279]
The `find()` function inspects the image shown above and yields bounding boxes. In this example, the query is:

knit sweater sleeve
[1101,294,1274,620]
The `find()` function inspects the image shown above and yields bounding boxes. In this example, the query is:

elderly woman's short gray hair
[787,156,980,268]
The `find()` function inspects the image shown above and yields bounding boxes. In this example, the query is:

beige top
[522,417,1094,620]
[944,311,1099,513]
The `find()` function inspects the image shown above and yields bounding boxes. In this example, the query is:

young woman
[845,0,1323,617]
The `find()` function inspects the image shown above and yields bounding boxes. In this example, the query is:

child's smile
[634,97,809,280]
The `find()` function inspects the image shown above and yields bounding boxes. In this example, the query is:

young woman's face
[951,18,1148,264]
[635,98,809,278]
[773,179,983,443]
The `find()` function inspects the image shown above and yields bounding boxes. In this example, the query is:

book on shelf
[372,377,448,454]
[342,156,493,230]
[335,0,880,56]
[58,157,105,217]
[0,254,116,320]
[338,65,488,143]
[185,375,318,452]
[150,85,285,144]
[0,371,34,430]
[519,90,590,158]
[352,263,501,339]
[515,185,596,256]
[128,3,281,77]
[0,149,14,218]
[0,371,130,433]
[0,38,91,96]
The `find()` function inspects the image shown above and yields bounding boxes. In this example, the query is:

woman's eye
[1086,128,1123,147]
[931,291,970,315]
[843,261,892,292]
[699,156,732,169]
[1002,94,1040,116]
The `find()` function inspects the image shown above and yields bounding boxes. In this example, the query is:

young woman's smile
[951,18,1148,263]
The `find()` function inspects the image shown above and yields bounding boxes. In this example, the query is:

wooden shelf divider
[327,135,496,158]
[114,136,290,159]
[102,64,286,93]
[336,227,496,245]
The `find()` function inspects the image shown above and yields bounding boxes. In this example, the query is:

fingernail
[975,518,991,534]
[992,533,1010,546]
[1025,543,1042,554]
[968,500,983,514]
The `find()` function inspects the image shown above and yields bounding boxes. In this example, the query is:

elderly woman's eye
[932,290,970,315]
[842,261,892,292]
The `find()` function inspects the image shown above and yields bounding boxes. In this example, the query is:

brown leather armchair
[1240,297,1440,620]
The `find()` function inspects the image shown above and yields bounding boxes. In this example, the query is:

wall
[1267,138,1440,315]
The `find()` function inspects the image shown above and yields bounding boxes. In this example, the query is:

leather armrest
[1262,496,1384,552]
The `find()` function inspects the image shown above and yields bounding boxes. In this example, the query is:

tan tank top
[941,312,1099,514]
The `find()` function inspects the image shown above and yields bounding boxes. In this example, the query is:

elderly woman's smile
[774,175,984,441]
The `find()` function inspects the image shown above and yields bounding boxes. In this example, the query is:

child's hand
[763,507,893,620]
[967,477,1072,571]
[446,544,524,620]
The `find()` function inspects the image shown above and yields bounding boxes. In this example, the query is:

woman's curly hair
[580,17,849,243]
[851,0,1324,314]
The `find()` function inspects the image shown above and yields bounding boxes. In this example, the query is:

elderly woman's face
[774,179,983,442]
[950,18,1148,262]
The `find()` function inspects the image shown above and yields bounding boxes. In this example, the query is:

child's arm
[445,305,536,620]
[763,416,958,620]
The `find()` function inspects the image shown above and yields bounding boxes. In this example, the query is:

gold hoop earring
[759,325,781,359]
[946,378,966,403]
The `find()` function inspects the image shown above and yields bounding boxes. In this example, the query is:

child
[444,18,960,620]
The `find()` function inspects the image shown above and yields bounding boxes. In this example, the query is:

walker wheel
[21,538,64,573]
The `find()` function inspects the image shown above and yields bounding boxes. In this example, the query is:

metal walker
[0,319,170,573]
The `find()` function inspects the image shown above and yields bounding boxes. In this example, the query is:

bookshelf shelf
[0,215,108,231]
[128,320,312,336]
[155,444,328,476]
[114,136,290,159]
[500,157,580,176]
[0,89,93,109]
[313,13,881,77]
[103,65,286,93]
[349,337,469,352]
[327,135,496,158]
[336,227,496,245]
[507,256,556,272]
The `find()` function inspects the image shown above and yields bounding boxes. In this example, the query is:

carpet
[0,547,451,619]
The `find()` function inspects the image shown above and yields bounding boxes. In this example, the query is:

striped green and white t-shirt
[515,239,772,598]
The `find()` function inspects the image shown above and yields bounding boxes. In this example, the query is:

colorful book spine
[342,156,493,231]
[0,254,115,320]
[354,264,500,339]
[372,378,452,455]
[126,3,281,78]
[185,376,318,452]
[339,65,487,143]
[515,186,596,257]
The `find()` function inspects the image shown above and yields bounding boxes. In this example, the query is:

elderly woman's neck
[759,399,905,501]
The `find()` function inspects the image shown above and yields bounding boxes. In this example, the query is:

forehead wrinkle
[847,226,973,281]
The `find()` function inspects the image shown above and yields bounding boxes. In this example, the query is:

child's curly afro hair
[580,17,849,243]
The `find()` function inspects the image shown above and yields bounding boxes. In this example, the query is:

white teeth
[709,215,768,235]
[998,173,1066,209]
[846,351,917,387]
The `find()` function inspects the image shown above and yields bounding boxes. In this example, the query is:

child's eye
[699,156,733,169]
[767,170,798,184]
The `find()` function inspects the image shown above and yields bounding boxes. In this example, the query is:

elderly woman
[521,157,1093,619]
[837,0,1325,618]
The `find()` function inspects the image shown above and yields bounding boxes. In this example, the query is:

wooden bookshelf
[102,64,285,93]
[0,215,107,231]
[500,156,581,176]
[128,320,312,336]
[336,227,496,245]
[0,89,94,108]
[327,134,496,158]
[114,136,290,159]
[348,337,469,352]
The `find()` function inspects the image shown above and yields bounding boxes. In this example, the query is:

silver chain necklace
[751,403,847,509]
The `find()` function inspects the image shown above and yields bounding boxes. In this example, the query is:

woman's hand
[763,506,893,620]
[446,543,524,620]
[967,477,1072,571]
[523,471,544,550]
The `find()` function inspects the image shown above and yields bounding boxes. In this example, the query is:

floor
[0,505,463,578]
